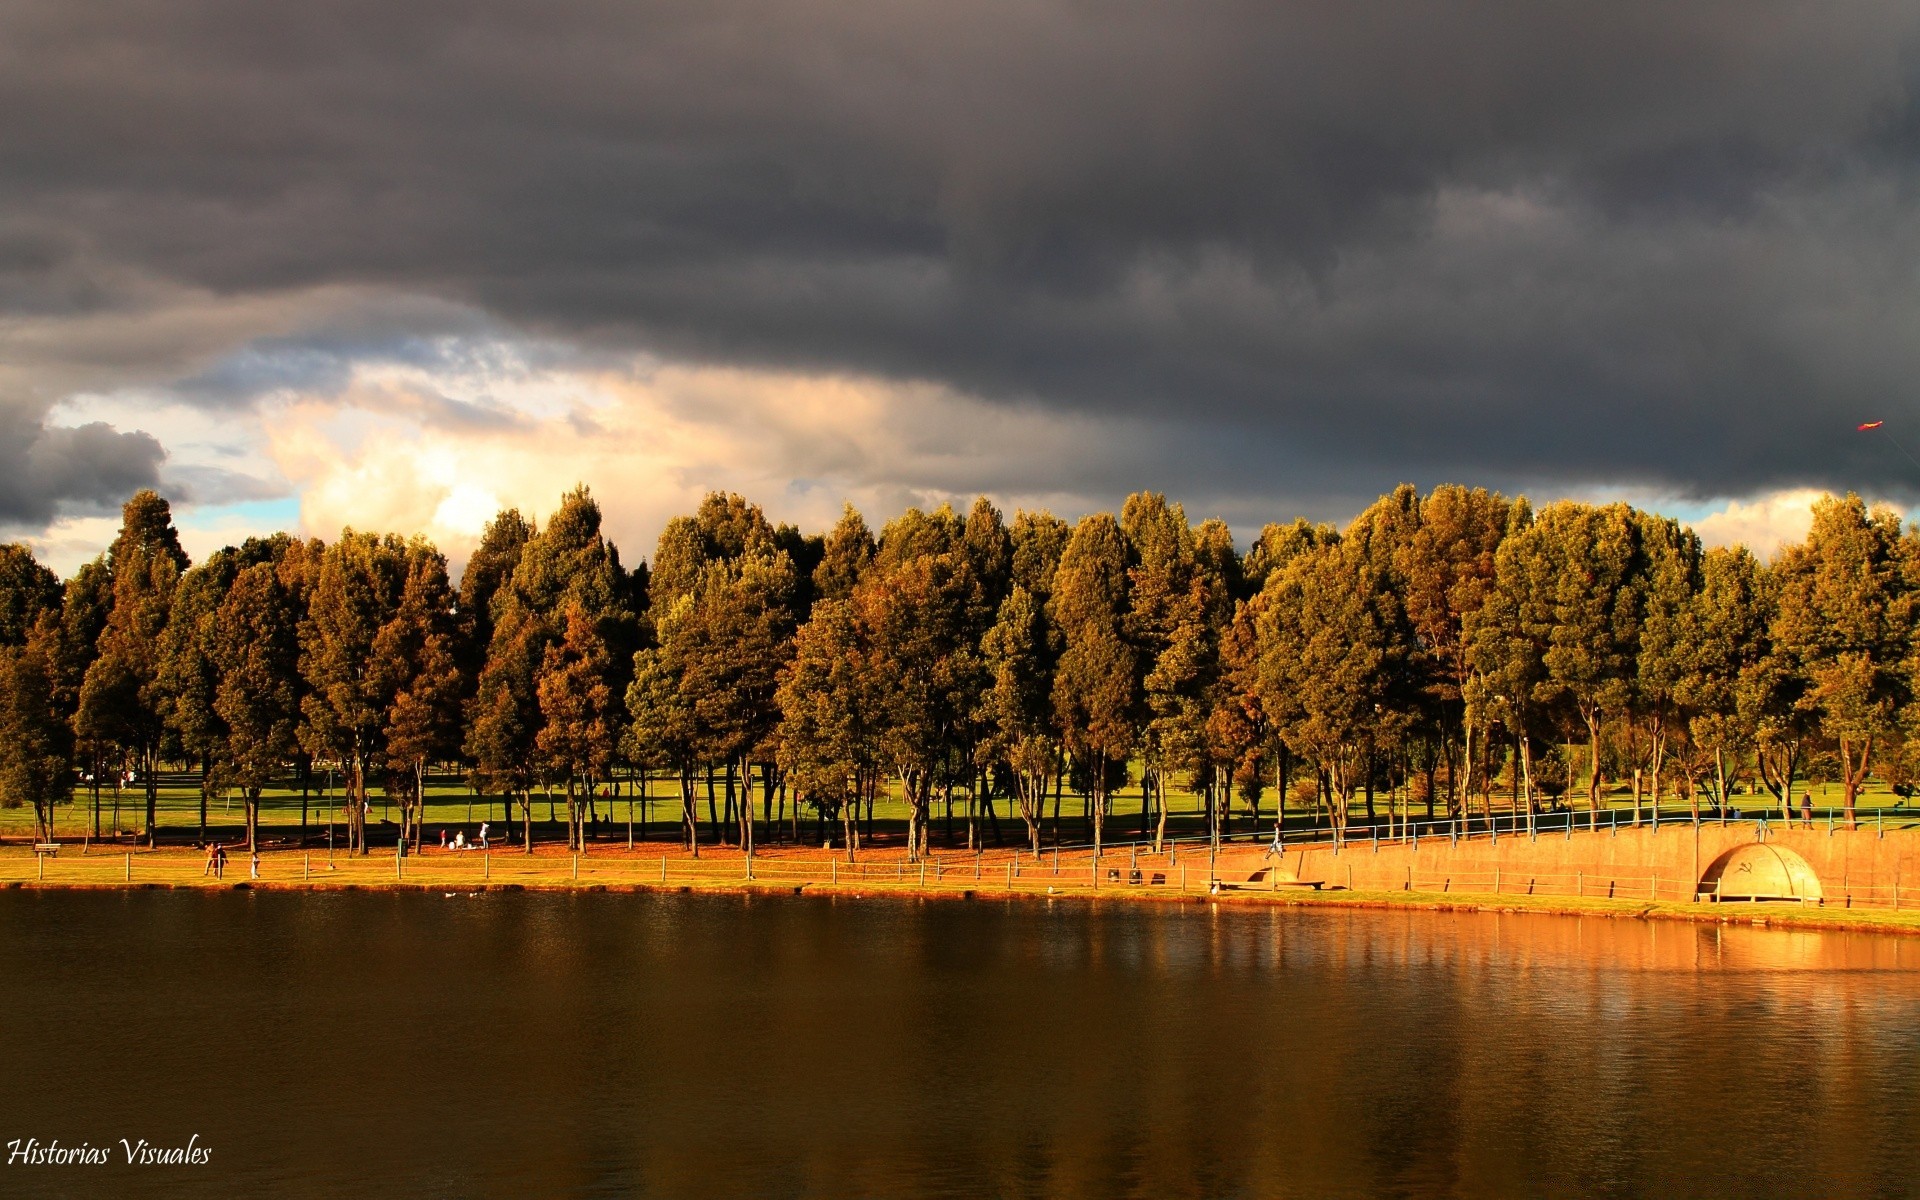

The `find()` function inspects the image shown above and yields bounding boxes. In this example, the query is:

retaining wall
[1216,822,1920,907]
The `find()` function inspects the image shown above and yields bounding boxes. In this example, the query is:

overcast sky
[5,0,1920,571]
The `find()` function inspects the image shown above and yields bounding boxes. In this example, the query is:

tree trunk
[1585,713,1603,830]
[1840,736,1870,830]
[681,767,699,857]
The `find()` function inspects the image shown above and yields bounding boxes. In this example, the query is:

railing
[1066,800,1919,860]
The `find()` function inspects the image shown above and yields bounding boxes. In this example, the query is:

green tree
[537,601,618,851]
[301,531,408,853]
[1394,485,1515,819]
[812,504,875,602]
[1676,545,1765,813]
[1049,513,1135,861]
[775,598,883,855]
[0,544,61,648]
[977,586,1058,855]
[0,634,73,843]
[157,550,240,840]
[212,563,301,853]
[78,491,187,845]
[374,543,465,849]
[1257,540,1397,838]
[1771,494,1913,827]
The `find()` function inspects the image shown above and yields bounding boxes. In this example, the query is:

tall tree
[1050,513,1136,861]
[1257,540,1399,838]
[1771,494,1913,827]
[978,586,1058,855]
[537,601,619,851]
[813,504,875,602]
[374,543,465,849]
[212,563,301,853]
[1394,486,1515,819]
[157,549,241,840]
[0,634,73,843]
[0,544,61,648]
[78,491,188,845]
[1677,545,1766,813]
[300,532,408,853]
[470,487,634,851]
[775,598,882,855]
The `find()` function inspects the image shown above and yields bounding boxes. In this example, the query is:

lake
[2,890,1918,1197]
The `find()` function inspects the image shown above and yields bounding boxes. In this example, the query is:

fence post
[303,853,309,882]
[1007,860,1014,888]
[1493,868,1500,895]
[484,850,491,881]
[830,858,837,886]
[571,853,578,881]
[1576,870,1582,897]
[396,843,403,881]
[919,861,926,889]
[660,856,667,883]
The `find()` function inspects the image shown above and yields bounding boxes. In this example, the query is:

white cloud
[1687,488,1825,557]
[257,352,1146,568]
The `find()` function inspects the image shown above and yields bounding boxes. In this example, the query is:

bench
[32,843,58,857]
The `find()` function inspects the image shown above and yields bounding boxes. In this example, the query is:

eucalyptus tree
[1257,538,1403,838]
[1620,512,1700,817]
[665,544,801,854]
[0,634,72,843]
[1050,513,1136,859]
[813,504,876,603]
[977,586,1058,854]
[157,549,240,840]
[373,543,465,849]
[0,544,60,648]
[1122,493,1200,837]
[470,486,635,850]
[1676,546,1766,812]
[78,491,189,845]
[775,597,883,855]
[857,506,982,859]
[1010,510,1071,598]
[1770,494,1913,828]
[458,508,533,674]
[1392,485,1515,820]
[301,531,410,853]
[212,562,301,853]
[537,600,619,850]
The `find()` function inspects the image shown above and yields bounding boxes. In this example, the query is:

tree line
[0,484,1912,857]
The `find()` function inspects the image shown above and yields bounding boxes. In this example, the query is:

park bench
[32,843,58,857]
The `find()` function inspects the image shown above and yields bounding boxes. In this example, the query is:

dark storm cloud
[3,0,1920,505]
[0,401,164,527]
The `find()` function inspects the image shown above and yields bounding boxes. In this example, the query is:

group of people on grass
[438,824,489,852]
[200,842,258,880]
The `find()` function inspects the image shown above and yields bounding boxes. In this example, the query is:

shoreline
[9,865,1920,937]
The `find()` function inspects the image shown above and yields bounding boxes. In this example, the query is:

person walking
[203,843,220,878]
[478,822,489,850]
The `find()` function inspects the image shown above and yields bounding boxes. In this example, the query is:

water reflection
[0,892,1915,1198]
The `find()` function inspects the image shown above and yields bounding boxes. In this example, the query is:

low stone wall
[1217,822,1920,907]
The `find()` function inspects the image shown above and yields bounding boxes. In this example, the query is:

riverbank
[7,844,1920,937]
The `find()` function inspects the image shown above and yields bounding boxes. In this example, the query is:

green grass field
[6,768,1917,848]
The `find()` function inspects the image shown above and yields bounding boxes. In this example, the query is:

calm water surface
[2,890,1918,1198]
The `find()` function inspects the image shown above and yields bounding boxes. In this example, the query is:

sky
[5,0,1920,575]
